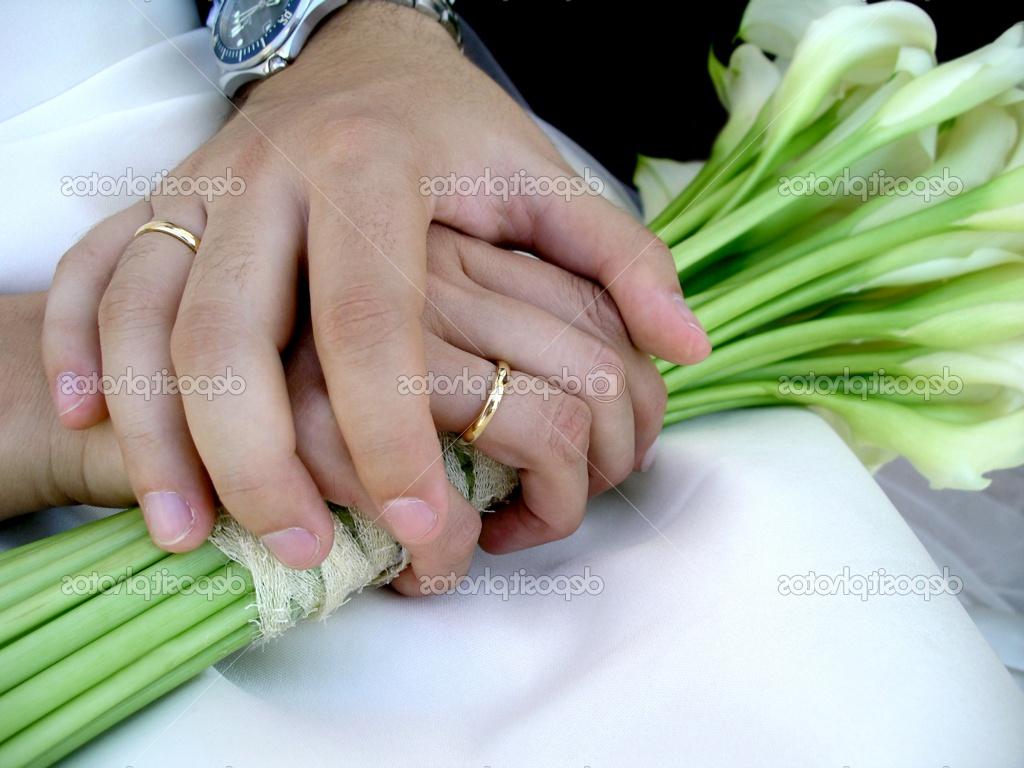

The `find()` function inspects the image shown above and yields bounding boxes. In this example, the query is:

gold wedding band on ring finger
[462,360,510,444]
[133,221,201,254]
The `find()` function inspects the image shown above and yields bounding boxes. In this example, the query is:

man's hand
[14,219,675,592]
[41,1,708,585]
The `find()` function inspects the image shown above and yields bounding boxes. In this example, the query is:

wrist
[241,0,462,104]
[317,1,459,54]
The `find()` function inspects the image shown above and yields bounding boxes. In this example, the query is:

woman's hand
[33,222,673,591]
[0,294,132,519]
[41,0,708,581]
[288,225,673,593]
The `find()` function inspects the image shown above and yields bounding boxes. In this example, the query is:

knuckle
[603,455,634,490]
[577,279,629,343]
[319,117,407,169]
[442,509,482,559]
[170,299,246,369]
[113,415,165,455]
[212,459,284,505]
[98,274,172,338]
[351,429,416,471]
[56,238,102,278]
[542,393,591,467]
[220,129,272,176]
[582,341,626,391]
[522,502,583,543]
[545,509,584,541]
[316,286,412,356]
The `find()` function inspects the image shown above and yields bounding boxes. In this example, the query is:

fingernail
[261,527,322,569]
[141,491,196,546]
[671,294,707,336]
[640,437,659,473]
[382,497,438,542]
[671,294,712,356]
[56,372,86,417]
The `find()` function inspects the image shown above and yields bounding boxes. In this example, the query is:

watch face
[214,0,304,65]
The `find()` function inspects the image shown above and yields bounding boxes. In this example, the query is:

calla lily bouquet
[1,0,1022,764]
[638,0,1024,490]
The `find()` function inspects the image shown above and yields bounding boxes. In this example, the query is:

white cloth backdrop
[2,2,1023,766]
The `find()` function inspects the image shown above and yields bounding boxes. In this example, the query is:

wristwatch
[212,0,461,97]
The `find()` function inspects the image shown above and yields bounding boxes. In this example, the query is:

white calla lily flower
[852,103,1019,231]
[727,2,936,210]
[739,0,863,59]
[872,23,1024,134]
[707,44,782,160]
[811,396,1024,489]
[634,156,704,224]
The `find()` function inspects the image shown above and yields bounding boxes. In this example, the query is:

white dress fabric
[1,2,1023,766]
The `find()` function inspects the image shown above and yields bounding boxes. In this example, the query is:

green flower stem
[0,542,229,695]
[705,246,943,345]
[671,126,879,275]
[695,168,1024,336]
[649,120,766,234]
[663,381,781,425]
[724,347,926,381]
[655,172,745,246]
[655,357,675,375]
[0,536,168,648]
[0,599,259,768]
[689,202,894,307]
[0,509,141,584]
[672,93,1022,277]
[667,381,778,412]
[652,104,839,239]
[0,565,254,742]
[663,313,896,392]
[26,625,258,768]
[0,511,129,567]
[663,396,779,426]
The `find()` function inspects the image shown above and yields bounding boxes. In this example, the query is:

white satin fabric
[2,2,1023,766]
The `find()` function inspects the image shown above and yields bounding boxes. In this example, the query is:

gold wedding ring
[133,220,201,254]
[462,360,510,444]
